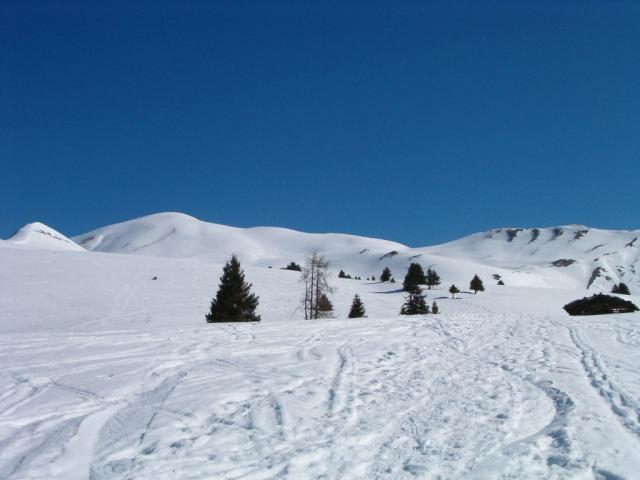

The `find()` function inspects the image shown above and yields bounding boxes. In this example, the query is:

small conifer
[317,294,334,318]
[403,263,427,293]
[348,294,367,318]
[380,267,392,282]
[206,256,260,323]
[470,274,485,294]
[426,267,441,289]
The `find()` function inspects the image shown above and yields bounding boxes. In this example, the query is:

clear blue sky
[2,1,639,246]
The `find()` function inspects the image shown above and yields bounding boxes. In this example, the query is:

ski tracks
[568,324,640,439]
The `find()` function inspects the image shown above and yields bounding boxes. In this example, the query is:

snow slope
[72,212,406,274]
[4,222,85,252]
[423,225,640,291]
[73,213,640,292]
[1,245,640,479]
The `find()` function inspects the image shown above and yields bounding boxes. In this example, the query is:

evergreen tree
[284,262,302,271]
[348,294,367,318]
[400,291,429,315]
[469,274,485,294]
[612,282,631,295]
[206,255,260,323]
[497,280,505,286]
[426,267,441,289]
[390,277,396,283]
[403,263,427,293]
[372,275,376,281]
[339,270,346,278]
[449,284,460,299]
[380,267,392,282]
[317,293,334,318]
[431,301,439,314]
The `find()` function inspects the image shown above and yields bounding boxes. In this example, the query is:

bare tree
[300,253,333,319]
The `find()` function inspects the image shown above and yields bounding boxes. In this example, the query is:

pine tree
[206,255,260,323]
[372,275,376,281]
[317,293,334,318]
[497,280,505,286]
[390,277,396,283]
[470,274,485,294]
[431,301,439,314]
[400,291,429,315]
[426,267,441,290]
[449,284,460,299]
[612,282,631,295]
[339,270,346,278]
[403,263,426,293]
[348,294,366,318]
[380,267,392,282]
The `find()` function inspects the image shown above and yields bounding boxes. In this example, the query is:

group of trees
[400,293,439,315]
[338,270,362,280]
[397,263,442,315]
[612,282,631,295]
[399,263,483,299]
[205,255,488,323]
[397,264,443,292]
[283,261,302,272]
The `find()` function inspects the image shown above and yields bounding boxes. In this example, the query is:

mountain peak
[6,222,85,252]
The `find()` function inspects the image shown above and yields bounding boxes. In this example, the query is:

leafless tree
[300,253,333,319]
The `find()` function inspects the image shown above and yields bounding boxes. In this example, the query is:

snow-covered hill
[424,225,640,291]
[3,222,85,252]
[71,213,639,293]
[72,212,405,269]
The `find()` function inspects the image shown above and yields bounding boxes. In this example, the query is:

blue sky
[2,1,639,246]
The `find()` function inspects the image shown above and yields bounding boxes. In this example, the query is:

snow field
[1,246,640,479]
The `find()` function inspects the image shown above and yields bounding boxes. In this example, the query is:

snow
[4,222,85,252]
[73,213,640,293]
[2,217,640,479]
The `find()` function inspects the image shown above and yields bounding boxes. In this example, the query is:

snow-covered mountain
[71,213,639,292]
[3,222,85,252]
[422,225,640,291]
[72,212,405,269]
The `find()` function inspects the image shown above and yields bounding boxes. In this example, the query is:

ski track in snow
[2,249,640,479]
[2,315,640,479]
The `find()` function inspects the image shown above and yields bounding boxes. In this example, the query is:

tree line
[205,255,489,322]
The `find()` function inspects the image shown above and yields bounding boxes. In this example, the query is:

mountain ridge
[4,212,638,292]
